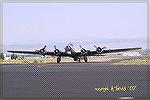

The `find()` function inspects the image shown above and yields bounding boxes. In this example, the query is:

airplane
[7,44,142,63]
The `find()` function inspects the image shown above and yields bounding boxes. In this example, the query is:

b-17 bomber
[7,43,142,63]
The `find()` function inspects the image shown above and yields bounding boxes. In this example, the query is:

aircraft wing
[7,50,56,55]
[102,47,142,54]
[7,50,72,57]
[7,47,142,57]
[86,47,142,56]
[7,51,39,54]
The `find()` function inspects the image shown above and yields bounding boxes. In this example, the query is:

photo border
[1,0,149,100]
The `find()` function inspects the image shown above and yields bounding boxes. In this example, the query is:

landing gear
[57,57,61,63]
[78,58,81,62]
[84,56,87,62]
[74,57,78,61]
[74,57,87,63]
[74,57,81,62]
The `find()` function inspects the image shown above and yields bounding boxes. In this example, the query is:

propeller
[68,42,74,46]
[79,45,87,53]
[39,45,46,56]
[54,45,60,55]
[94,45,106,53]
[79,45,89,55]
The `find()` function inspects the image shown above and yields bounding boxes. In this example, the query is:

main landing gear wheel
[57,57,61,63]
[78,58,81,62]
[84,56,87,62]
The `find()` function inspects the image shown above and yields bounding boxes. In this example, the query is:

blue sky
[3,3,147,46]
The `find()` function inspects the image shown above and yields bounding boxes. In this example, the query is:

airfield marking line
[37,66,113,68]
[36,65,114,68]
[35,64,104,66]
[118,97,134,99]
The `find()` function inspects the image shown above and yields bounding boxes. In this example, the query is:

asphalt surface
[2,61,150,99]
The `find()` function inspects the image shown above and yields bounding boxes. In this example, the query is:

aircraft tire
[84,56,87,62]
[78,58,81,62]
[57,57,61,63]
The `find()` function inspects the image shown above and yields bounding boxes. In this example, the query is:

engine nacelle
[54,49,60,55]
[94,45,106,54]
[81,49,87,53]
[96,47,102,53]
[37,45,47,56]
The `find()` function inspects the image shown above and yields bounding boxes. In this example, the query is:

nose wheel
[57,57,61,63]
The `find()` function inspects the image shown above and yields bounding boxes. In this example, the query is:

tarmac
[1,56,150,100]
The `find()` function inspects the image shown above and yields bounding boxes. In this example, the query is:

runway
[2,62,149,99]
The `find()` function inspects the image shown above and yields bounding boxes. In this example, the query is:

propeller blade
[94,45,97,49]
[102,47,106,49]
[79,45,83,49]
[54,45,56,49]
[68,43,74,46]
[43,45,46,49]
